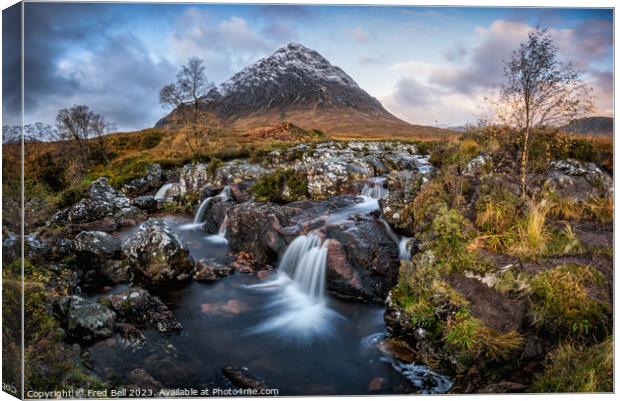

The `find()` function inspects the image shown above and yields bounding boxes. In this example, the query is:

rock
[213,160,269,186]
[222,366,268,390]
[59,296,116,343]
[368,377,388,392]
[228,252,267,273]
[49,177,130,227]
[227,202,302,265]
[194,260,233,282]
[379,191,414,236]
[201,198,232,234]
[74,231,121,259]
[115,323,146,348]
[114,206,147,227]
[546,158,613,201]
[122,164,162,196]
[132,195,158,212]
[127,368,163,392]
[179,163,210,194]
[477,381,527,393]
[464,154,491,176]
[122,219,194,286]
[98,260,129,284]
[324,216,400,301]
[377,338,418,363]
[105,287,182,333]
[304,157,374,199]
[200,300,248,315]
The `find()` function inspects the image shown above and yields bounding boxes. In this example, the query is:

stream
[87,177,451,395]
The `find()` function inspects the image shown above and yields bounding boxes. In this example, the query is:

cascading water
[399,237,413,261]
[193,186,231,224]
[248,233,340,339]
[154,183,174,200]
[361,177,389,199]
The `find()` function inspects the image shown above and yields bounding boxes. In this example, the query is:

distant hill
[2,123,58,144]
[156,43,451,138]
[561,116,613,136]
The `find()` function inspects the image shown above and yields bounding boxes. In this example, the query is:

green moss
[531,337,613,393]
[427,207,479,274]
[529,264,610,340]
[104,155,151,188]
[207,157,224,177]
[251,168,308,203]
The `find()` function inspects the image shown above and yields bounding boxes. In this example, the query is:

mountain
[2,123,58,144]
[156,43,451,137]
[561,116,613,136]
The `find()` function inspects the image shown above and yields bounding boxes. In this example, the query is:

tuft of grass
[529,264,610,339]
[207,157,223,177]
[251,168,308,203]
[530,337,613,393]
[507,199,550,259]
[444,309,524,361]
[584,196,613,224]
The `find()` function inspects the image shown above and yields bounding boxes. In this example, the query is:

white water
[205,214,229,244]
[193,186,231,224]
[361,177,389,199]
[248,234,341,339]
[154,183,174,200]
[381,356,453,394]
[399,237,412,261]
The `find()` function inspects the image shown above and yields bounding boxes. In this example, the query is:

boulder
[58,296,116,343]
[201,198,233,235]
[132,195,158,212]
[546,159,613,201]
[213,160,269,186]
[50,177,130,227]
[304,158,374,199]
[74,231,121,259]
[379,191,414,236]
[324,216,400,301]
[104,287,182,333]
[122,219,194,286]
[179,163,210,194]
[122,164,162,196]
[114,206,147,227]
[227,202,303,265]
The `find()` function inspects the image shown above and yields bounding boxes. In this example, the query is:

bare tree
[55,105,113,177]
[159,57,214,159]
[498,26,593,201]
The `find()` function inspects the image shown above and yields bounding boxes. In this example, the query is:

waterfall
[247,233,339,338]
[218,215,229,237]
[399,237,412,261]
[193,186,230,224]
[361,177,389,199]
[154,183,174,200]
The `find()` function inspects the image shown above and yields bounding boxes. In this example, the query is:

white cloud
[348,26,371,43]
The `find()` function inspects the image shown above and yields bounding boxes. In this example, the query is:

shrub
[529,264,610,339]
[531,337,613,392]
[475,182,519,234]
[251,168,308,203]
[207,157,223,177]
[141,130,163,149]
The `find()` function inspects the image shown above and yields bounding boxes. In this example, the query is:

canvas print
[1,1,614,398]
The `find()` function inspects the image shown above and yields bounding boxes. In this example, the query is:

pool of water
[89,213,450,395]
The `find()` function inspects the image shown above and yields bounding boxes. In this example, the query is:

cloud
[381,18,613,126]
[348,26,371,43]
[27,33,175,130]
[2,3,22,126]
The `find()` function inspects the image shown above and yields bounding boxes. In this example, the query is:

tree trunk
[519,128,530,202]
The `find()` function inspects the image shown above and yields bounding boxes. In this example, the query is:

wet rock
[105,287,182,334]
[179,163,210,194]
[132,195,158,212]
[122,219,194,286]
[377,338,418,363]
[227,202,303,265]
[222,366,268,390]
[464,154,491,176]
[115,323,146,348]
[304,157,374,199]
[202,198,233,234]
[379,191,413,236]
[98,260,129,284]
[127,368,163,392]
[58,296,116,343]
[194,259,233,282]
[368,377,388,392]
[324,216,400,301]
[200,299,248,316]
[88,177,132,209]
[122,164,162,196]
[74,231,121,259]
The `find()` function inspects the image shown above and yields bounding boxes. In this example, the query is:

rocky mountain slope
[156,43,450,137]
[561,116,613,136]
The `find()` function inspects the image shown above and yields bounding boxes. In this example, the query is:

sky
[2,3,614,130]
